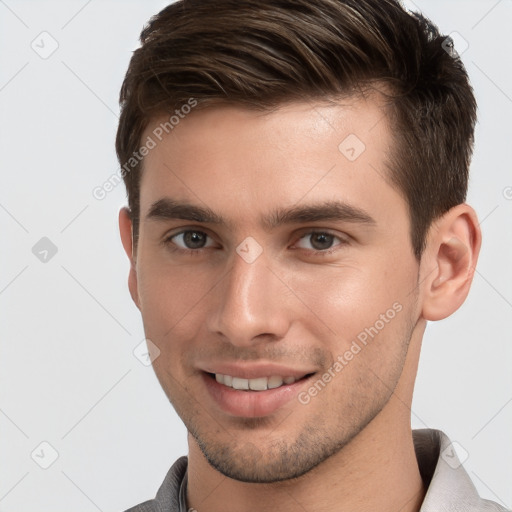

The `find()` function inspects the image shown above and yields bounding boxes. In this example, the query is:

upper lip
[198,362,317,380]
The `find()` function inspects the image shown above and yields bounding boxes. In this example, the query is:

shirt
[124,429,510,512]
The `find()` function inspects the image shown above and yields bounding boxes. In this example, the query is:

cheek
[136,265,214,391]
[280,254,418,374]
[136,255,216,341]
[286,262,411,330]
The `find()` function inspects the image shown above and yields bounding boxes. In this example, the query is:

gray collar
[141,429,509,512]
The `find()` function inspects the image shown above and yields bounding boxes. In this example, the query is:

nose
[207,248,291,347]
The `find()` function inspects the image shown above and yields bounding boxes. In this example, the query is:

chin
[191,423,355,483]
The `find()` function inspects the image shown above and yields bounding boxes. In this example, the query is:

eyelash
[163,229,349,257]
[163,230,217,257]
[294,230,349,255]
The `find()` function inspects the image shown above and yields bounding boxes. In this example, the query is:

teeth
[231,377,249,390]
[249,377,267,391]
[214,374,299,391]
[268,376,284,389]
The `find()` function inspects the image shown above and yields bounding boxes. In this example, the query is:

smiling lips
[202,367,315,417]
[214,373,301,391]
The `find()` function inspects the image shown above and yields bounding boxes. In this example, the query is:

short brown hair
[116,0,477,259]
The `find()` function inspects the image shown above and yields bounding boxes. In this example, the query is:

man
[116,0,508,510]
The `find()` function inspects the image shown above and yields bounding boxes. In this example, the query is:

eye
[167,230,216,250]
[294,231,346,252]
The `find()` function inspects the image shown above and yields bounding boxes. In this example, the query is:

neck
[186,324,426,512]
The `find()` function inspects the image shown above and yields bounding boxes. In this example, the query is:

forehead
[138,97,402,229]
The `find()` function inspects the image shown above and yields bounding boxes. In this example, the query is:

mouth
[208,372,313,391]
[202,370,316,418]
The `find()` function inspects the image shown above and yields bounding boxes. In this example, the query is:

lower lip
[202,373,312,418]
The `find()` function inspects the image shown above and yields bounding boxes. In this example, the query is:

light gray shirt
[124,429,509,511]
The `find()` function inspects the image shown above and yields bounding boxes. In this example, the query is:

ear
[119,207,141,310]
[420,203,482,321]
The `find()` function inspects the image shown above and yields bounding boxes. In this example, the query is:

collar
[149,429,509,512]
[414,429,509,511]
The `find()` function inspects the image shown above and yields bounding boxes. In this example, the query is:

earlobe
[421,204,481,321]
[118,207,141,310]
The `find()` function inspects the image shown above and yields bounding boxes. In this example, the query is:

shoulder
[122,456,188,512]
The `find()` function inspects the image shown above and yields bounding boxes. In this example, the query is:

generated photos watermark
[298,301,403,405]
[92,98,198,201]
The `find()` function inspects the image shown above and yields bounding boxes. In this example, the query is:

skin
[119,96,481,512]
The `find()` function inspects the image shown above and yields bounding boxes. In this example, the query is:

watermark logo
[441,32,469,58]
[31,31,59,60]
[133,338,161,366]
[338,134,366,162]
[32,237,58,263]
[441,441,469,469]
[236,237,263,264]
[31,441,59,469]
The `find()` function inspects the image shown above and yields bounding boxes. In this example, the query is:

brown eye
[296,231,342,251]
[183,231,208,248]
[170,230,213,250]
[309,233,335,250]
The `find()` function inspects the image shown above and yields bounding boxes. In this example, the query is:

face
[126,98,422,482]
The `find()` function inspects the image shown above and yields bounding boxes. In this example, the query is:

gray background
[1,0,511,510]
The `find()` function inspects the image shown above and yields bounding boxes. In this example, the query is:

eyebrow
[145,198,376,229]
